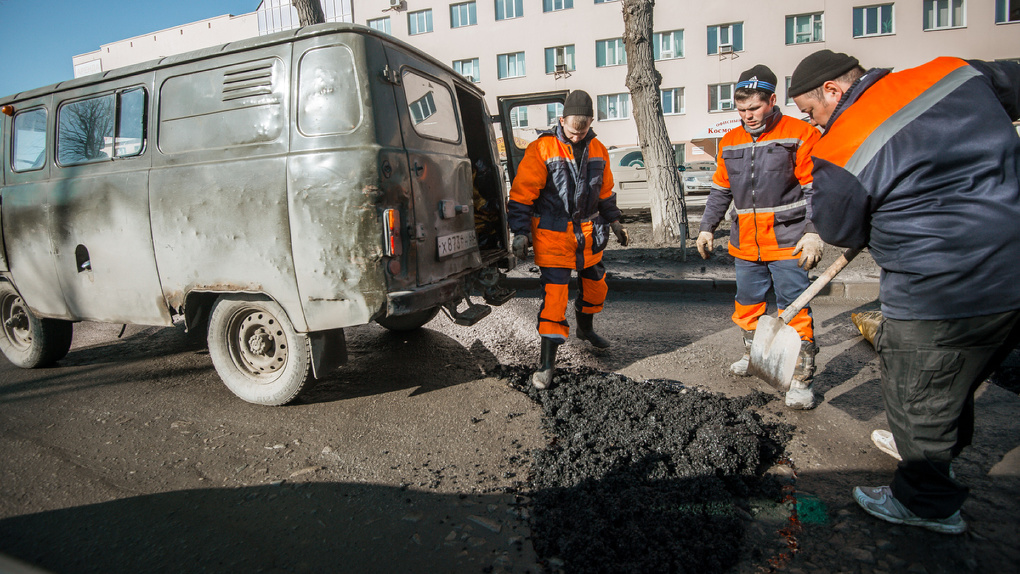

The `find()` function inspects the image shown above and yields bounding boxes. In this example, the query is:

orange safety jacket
[508,126,620,269]
[700,108,820,262]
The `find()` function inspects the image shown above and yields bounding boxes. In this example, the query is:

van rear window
[401,70,460,143]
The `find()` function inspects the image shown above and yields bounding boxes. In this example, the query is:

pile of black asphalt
[494,365,794,573]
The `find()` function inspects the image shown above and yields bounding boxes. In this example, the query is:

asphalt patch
[494,365,794,573]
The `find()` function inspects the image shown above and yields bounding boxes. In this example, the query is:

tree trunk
[622,0,688,248]
[293,0,326,26]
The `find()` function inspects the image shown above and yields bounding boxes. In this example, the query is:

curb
[503,275,880,301]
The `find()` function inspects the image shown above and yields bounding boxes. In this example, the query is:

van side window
[57,88,147,166]
[159,59,284,154]
[401,70,460,143]
[297,45,362,136]
[12,108,47,172]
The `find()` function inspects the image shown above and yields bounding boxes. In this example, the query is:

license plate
[437,230,477,258]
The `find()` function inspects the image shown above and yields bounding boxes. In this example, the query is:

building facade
[73,0,1020,159]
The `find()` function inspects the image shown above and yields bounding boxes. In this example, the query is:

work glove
[696,231,714,259]
[793,233,824,270]
[610,221,630,246]
[512,234,531,260]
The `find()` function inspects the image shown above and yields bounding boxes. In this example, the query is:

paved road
[1,289,1017,573]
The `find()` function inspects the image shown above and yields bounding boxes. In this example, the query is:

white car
[607,147,714,212]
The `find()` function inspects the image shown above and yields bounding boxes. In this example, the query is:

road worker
[508,90,629,389]
[696,64,823,410]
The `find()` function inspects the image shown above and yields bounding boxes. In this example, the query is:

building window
[495,0,523,20]
[595,0,620,3]
[498,52,526,79]
[510,107,528,128]
[545,45,575,74]
[924,0,965,30]
[453,58,480,82]
[786,13,824,44]
[451,2,477,28]
[368,17,391,34]
[543,0,572,12]
[996,0,1020,23]
[408,9,433,35]
[784,77,794,106]
[653,30,684,60]
[853,4,894,37]
[709,83,735,112]
[707,23,743,55]
[661,88,685,115]
[597,93,630,121]
[547,103,564,125]
[596,38,627,67]
[12,108,48,172]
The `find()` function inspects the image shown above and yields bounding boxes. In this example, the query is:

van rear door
[382,45,481,287]
[496,91,567,184]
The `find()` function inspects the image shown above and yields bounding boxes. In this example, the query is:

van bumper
[385,278,465,317]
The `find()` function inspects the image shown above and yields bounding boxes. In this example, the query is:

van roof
[1,22,485,104]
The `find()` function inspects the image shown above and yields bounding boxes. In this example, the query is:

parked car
[607,146,714,212]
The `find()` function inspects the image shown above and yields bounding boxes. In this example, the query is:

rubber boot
[729,330,754,376]
[785,341,817,410]
[575,309,611,349]
[531,337,561,389]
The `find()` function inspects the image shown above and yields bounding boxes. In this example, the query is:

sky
[0,0,258,97]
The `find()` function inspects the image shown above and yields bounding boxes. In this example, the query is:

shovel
[747,248,862,391]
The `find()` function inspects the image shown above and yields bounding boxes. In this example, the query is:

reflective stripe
[733,198,807,215]
[844,65,980,176]
[720,137,804,153]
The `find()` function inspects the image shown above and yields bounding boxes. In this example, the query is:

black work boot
[575,309,611,349]
[531,337,561,389]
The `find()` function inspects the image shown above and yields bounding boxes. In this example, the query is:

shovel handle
[779,247,862,324]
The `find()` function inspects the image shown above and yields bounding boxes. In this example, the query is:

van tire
[376,307,441,332]
[207,295,313,406]
[0,282,73,368]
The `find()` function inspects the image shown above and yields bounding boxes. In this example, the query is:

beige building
[73,0,1020,159]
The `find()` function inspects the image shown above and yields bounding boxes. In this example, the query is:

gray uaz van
[0,23,515,405]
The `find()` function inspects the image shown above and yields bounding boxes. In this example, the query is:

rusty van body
[0,23,514,405]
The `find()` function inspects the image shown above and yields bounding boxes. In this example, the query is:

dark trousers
[876,309,1020,518]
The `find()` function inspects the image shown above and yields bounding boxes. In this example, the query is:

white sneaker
[785,386,816,410]
[871,429,902,461]
[729,355,750,376]
[853,485,966,534]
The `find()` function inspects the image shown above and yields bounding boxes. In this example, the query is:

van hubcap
[229,309,287,378]
[1,293,32,351]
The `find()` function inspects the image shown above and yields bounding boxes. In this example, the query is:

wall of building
[72,1,1020,158]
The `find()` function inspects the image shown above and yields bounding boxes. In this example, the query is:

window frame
[546,103,564,125]
[543,0,573,12]
[495,0,524,20]
[853,4,895,38]
[450,1,477,28]
[367,16,391,33]
[56,87,148,167]
[785,12,824,44]
[497,51,526,80]
[995,0,1020,23]
[707,22,744,55]
[923,0,966,30]
[661,87,685,116]
[11,107,48,173]
[708,83,735,112]
[407,9,434,35]
[596,93,631,121]
[545,45,576,74]
[595,38,627,68]
[653,30,684,61]
[453,57,481,83]
[510,106,529,128]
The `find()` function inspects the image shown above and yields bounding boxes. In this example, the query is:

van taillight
[383,209,402,256]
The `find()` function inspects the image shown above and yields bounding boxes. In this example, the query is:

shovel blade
[747,314,802,392]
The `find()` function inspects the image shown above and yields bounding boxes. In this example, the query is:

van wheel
[207,295,313,406]
[376,307,440,332]
[0,282,73,368]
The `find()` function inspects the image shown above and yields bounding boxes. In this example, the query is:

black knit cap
[562,90,594,117]
[789,49,860,97]
[736,64,778,94]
